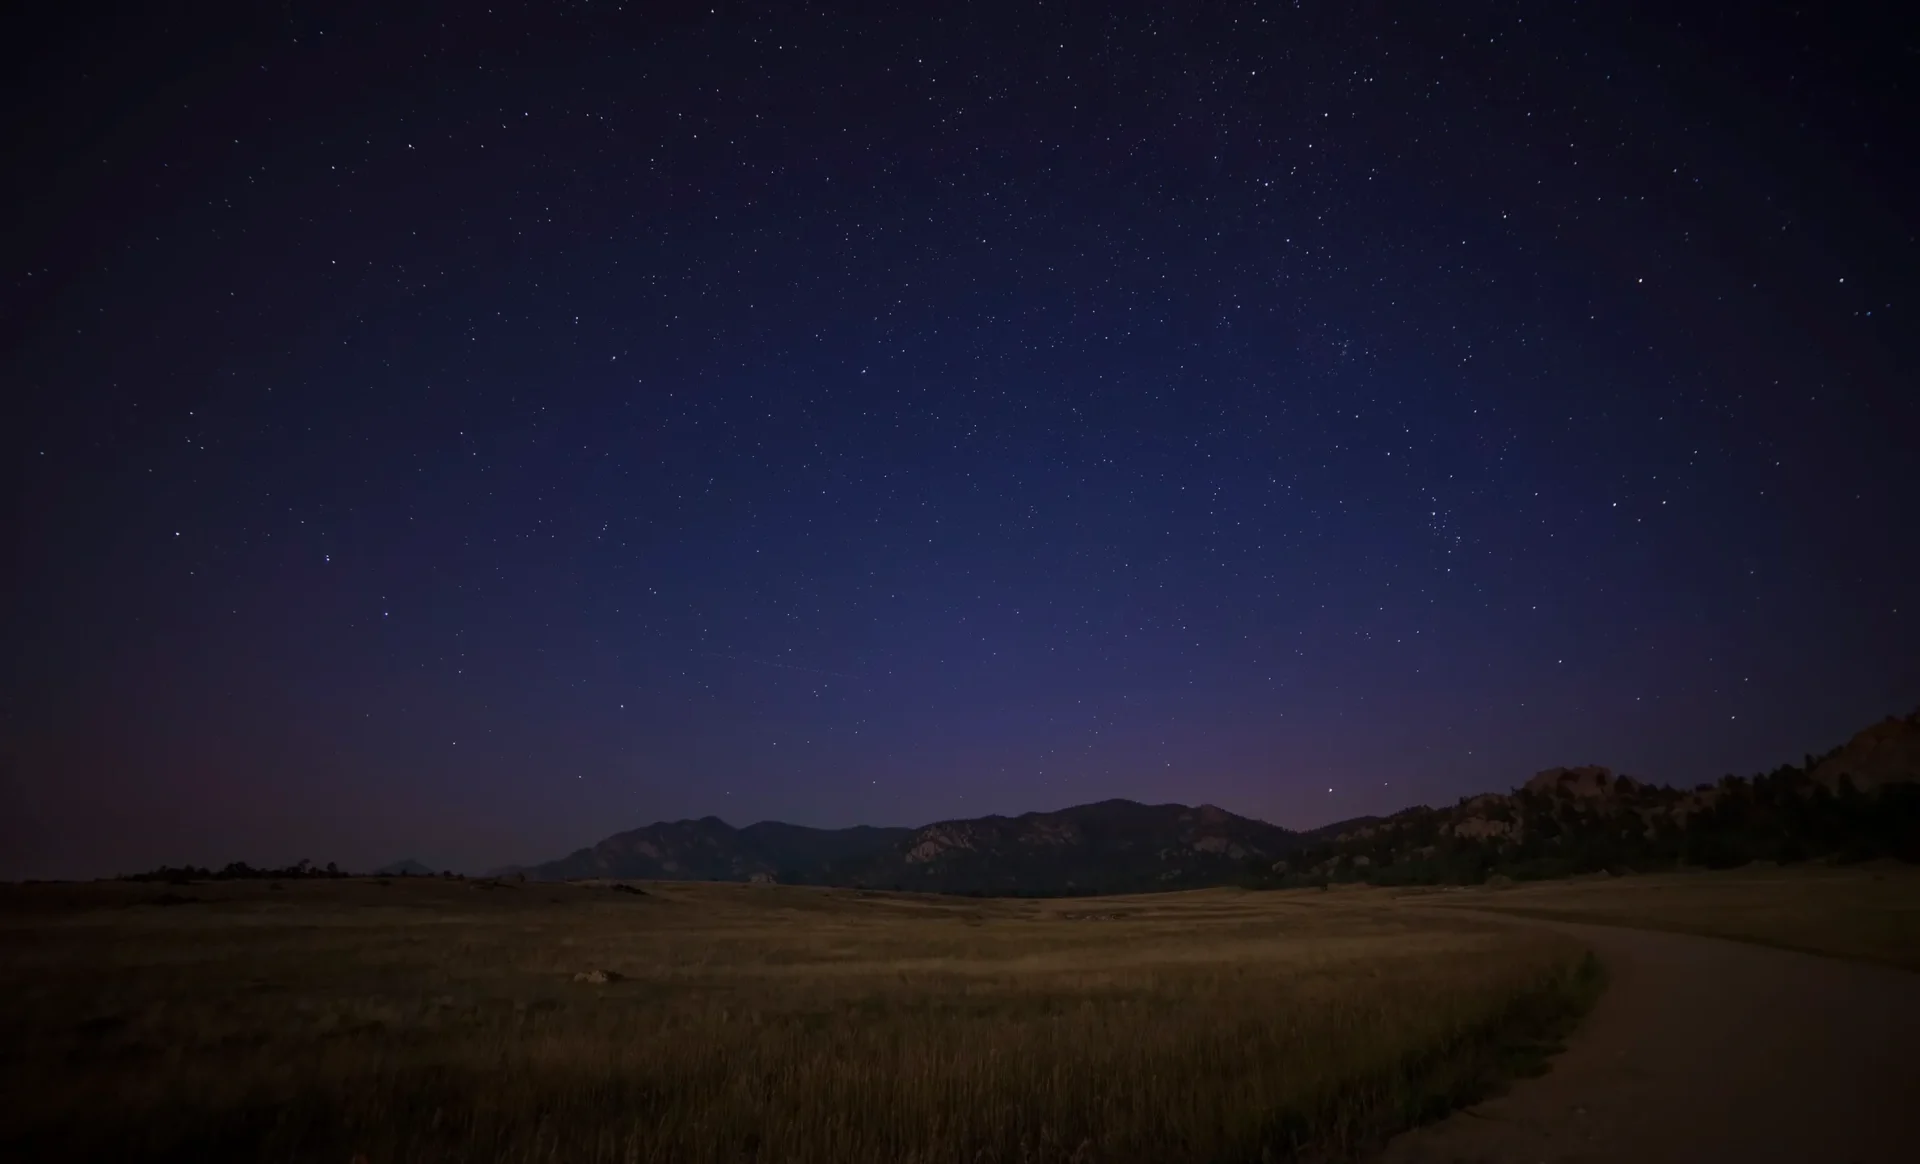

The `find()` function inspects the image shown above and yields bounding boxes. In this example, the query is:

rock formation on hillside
[1284,709,1920,883]
[1524,766,1619,799]
[1812,710,1920,792]
[524,707,1920,895]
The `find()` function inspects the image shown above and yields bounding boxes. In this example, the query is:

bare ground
[1373,916,1920,1164]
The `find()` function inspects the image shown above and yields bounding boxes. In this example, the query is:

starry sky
[4,2,1915,878]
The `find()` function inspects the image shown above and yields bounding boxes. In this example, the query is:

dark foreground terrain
[1371,864,1920,1162]
[0,877,1590,1163]
[1378,916,1920,1164]
[7,867,1915,1162]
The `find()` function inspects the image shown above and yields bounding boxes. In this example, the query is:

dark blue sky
[4,2,1915,877]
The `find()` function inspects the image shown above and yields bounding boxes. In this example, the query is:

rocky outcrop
[1812,711,1920,792]
[1280,708,1920,882]
[1524,766,1619,799]
[904,825,980,864]
[1449,816,1517,841]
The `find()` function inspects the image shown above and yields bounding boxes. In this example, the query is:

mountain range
[526,708,1920,894]
[527,799,1352,895]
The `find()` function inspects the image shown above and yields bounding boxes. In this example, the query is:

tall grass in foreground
[0,881,1597,1162]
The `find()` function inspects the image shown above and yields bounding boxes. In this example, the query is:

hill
[529,708,1920,895]
[529,799,1301,895]
[821,798,1300,894]
[1812,712,1920,792]
[530,818,916,883]
[1274,709,1920,886]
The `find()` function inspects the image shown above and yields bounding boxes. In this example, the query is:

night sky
[4,3,1915,879]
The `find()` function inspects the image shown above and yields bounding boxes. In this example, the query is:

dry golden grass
[0,878,1596,1163]
[1425,863,1920,971]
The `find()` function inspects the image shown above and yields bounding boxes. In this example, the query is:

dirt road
[1373,917,1920,1164]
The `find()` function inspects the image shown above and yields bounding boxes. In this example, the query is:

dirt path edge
[1370,914,1920,1164]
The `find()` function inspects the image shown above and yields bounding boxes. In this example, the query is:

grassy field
[0,878,1596,1164]
[1425,863,1920,971]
